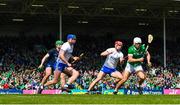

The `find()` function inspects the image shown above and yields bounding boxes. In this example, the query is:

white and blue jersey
[55,42,74,72]
[101,48,124,75]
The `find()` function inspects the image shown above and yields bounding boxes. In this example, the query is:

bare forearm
[40,57,46,65]
[60,55,69,64]
[147,52,151,63]
[128,58,139,62]
[128,57,143,63]
[100,51,111,57]
[40,55,49,66]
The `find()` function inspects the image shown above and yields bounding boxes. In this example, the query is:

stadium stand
[0,34,179,90]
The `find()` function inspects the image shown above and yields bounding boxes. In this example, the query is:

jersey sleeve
[61,43,68,52]
[106,48,114,53]
[128,47,133,56]
[47,49,54,56]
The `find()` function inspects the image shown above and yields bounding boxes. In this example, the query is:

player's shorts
[54,61,68,72]
[125,62,143,73]
[45,62,54,70]
[101,66,116,75]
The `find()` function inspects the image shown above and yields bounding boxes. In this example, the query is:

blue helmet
[67,34,76,40]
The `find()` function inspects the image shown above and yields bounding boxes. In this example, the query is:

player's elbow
[60,54,64,59]
[121,77,128,83]
[100,53,104,56]
[74,70,79,76]
[100,53,106,56]
[52,79,58,84]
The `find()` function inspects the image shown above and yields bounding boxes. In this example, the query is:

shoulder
[128,45,134,50]
[105,48,115,53]
[106,48,115,52]
[128,45,134,51]
[116,51,124,58]
[48,48,56,53]
[119,51,124,55]
[62,42,69,46]
[128,45,135,54]
[61,42,70,48]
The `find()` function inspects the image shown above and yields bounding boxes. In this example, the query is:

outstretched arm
[38,54,49,68]
[100,50,113,57]
[146,51,151,67]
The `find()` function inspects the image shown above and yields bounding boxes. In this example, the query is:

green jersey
[127,44,146,67]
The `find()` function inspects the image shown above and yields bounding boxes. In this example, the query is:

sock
[64,84,68,88]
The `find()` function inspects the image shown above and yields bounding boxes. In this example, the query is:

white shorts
[125,63,143,73]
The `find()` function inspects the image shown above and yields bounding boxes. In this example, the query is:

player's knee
[140,75,146,80]
[93,78,100,83]
[141,76,146,80]
[122,77,128,82]
[118,75,123,80]
[46,73,51,77]
[52,79,58,84]
[96,77,102,81]
[44,74,50,78]
[73,70,79,77]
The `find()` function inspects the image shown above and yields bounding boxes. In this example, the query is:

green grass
[0,95,179,104]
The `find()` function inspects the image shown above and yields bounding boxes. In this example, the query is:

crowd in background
[0,34,179,90]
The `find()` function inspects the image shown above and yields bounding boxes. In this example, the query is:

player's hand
[38,64,43,69]
[67,63,72,67]
[147,62,152,67]
[73,56,80,61]
[139,58,144,62]
[121,58,125,61]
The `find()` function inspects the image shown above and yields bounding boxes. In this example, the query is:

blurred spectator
[0,34,179,90]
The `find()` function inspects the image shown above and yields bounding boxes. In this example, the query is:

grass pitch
[0,94,179,104]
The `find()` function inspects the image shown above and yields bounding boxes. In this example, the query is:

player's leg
[37,69,61,94]
[113,63,133,94]
[60,72,66,88]
[136,71,146,86]
[63,67,79,88]
[136,70,146,95]
[41,67,52,85]
[111,71,123,81]
[44,70,61,86]
[110,71,123,88]
[135,65,145,94]
[114,70,130,94]
[88,71,106,91]
[37,67,52,94]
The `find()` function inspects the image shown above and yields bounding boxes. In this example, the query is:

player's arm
[119,53,124,64]
[38,54,49,68]
[119,58,124,64]
[70,55,80,62]
[146,51,152,67]
[59,50,71,66]
[127,47,143,63]
[128,54,144,63]
[100,49,113,56]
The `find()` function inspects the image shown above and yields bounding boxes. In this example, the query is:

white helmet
[133,37,142,44]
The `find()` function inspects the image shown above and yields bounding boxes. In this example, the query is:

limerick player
[42,34,80,91]
[87,41,124,93]
[37,40,64,93]
[114,37,151,94]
